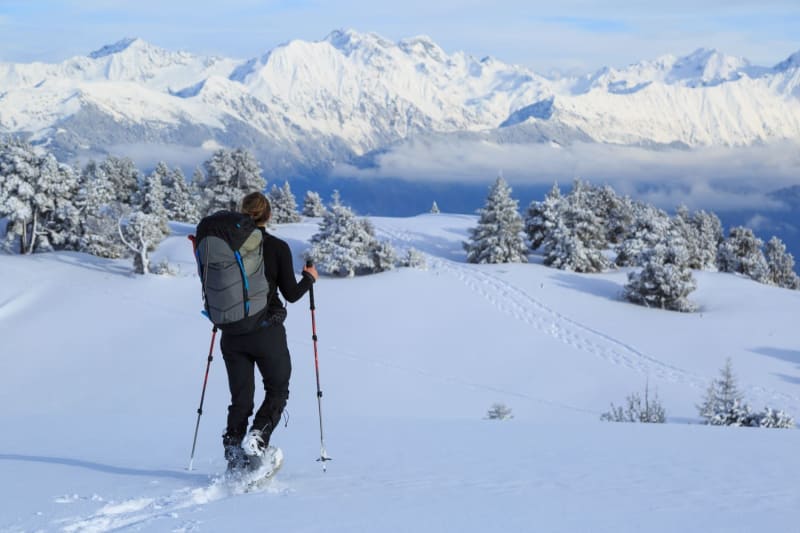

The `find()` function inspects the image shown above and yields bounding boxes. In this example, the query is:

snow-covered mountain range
[1,30,800,179]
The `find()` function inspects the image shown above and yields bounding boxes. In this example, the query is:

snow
[2,31,799,165]
[1,214,799,532]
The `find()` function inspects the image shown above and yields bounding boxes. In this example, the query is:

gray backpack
[192,211,270,334]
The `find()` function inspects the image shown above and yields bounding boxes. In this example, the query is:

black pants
[220,323,291,447]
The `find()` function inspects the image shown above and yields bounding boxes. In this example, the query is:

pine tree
[698,358,744,425]
[765,236,800,289]
[691,209,723,270]
[269,181,302,224]
[430,201,440,214]
[99,156,140,206]
[35,154,81,252]
[541,180,610,273]
[0,139,80,254]
[525,182,562,251]
[600,381,666,423]
[717,226,769,283]
[624,243,698,312]
[302,190,327,217]
[464,177,527,264]
[595,185,633,245]
[543,219,609,273]
[306,200,395,276]
[76,160,125,258]
[616,204,672,267]
[141,162,170,233]
[164,167,201,224]
[202,148,266,214]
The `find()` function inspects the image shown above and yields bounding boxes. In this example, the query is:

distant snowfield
[1,214,798,532]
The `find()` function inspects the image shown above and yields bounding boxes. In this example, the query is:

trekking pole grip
[306,259,316,310]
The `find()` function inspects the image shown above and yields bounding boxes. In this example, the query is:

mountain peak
[324,29,393,52]
[89,38,142,59]
[774,50,800,72]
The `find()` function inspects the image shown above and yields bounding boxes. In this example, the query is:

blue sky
[0,0,798,73]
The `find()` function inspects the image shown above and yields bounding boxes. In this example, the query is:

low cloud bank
[333,139,800,212]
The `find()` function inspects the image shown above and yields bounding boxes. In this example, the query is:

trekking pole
[188,326,218,471]
[307,260,332,471]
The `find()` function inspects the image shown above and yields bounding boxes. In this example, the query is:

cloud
[332,138,800,212]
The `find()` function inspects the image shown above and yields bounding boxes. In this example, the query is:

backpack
[191,210,270,334]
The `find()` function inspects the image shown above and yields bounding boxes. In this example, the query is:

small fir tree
[624,244,698,312]
[430,201,440,214]
[464,177,527,264]
[306,199,396,277]
[600,381,666,423]
[402,248,427,269]
[302,190,327,217]
[269,181,302,224]
[485,403,513,420]
[698,358,744,425]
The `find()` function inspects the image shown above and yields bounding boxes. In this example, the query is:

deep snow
[0,214,798,532]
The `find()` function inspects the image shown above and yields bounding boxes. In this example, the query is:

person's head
[240,191,271,226]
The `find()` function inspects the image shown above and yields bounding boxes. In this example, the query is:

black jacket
[260,228,314,321]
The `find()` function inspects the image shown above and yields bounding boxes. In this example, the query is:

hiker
[220,191,318,470]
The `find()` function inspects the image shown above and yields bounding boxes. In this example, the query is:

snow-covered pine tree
[302,190,327,217]
[141,162,170,234]
[34,153,81,252]
[117,211,169,275]
[717,226,769,283]
[306,202,374,277]
[202,148,266,214]
[525,182,562,251]
[541,180,610,273]
[430,201,440,214]
[697,358,744,425]
[164,167,201,223]
[369,234,397,273]
[690,209,723,270]
[76,160,126,258]
[269,181,302,224]
[99,156,140,206]
[670,205,703,269]
[764,236,800,289]
[615,204,672,267]
[464,177,527,264]
[594,185,633,245]
[600,381,666,423]
[402,248,427,269]
[0,139,80,254]
[543,220,607,272]
[564,179,609,250]
[624,243,697,312]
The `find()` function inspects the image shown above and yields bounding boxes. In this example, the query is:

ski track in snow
[54,476,288,533]
[378,224,800,414]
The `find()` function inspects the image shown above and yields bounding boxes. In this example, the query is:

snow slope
[0,214,799,532]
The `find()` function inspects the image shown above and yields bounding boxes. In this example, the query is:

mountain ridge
[0,30,799,180]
